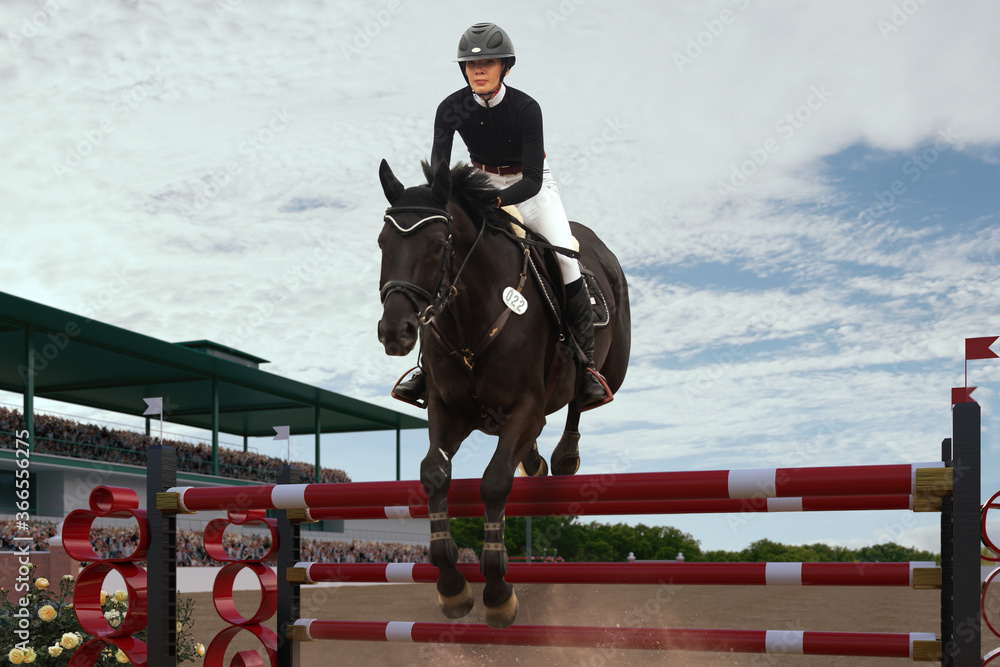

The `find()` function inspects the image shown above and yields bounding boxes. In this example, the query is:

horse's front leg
[479,401,545,629]
[421,407,474,619]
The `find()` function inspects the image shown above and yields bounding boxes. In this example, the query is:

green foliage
[0,566,203,665]
[452,517,939,565]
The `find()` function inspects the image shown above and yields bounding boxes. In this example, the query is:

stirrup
[391,367,427,409]
[579,367,613,412]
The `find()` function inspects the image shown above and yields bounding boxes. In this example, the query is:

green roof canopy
[0,291,426,478]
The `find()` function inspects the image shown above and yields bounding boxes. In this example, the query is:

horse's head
[376,159,453,356]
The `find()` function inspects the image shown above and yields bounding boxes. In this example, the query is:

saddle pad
[526,256,610,330]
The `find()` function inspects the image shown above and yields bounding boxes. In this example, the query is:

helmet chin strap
[472,64,510,103]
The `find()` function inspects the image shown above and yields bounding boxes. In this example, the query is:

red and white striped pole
[292,561,937,587]
[166,462,941,512]
[291,620,935,659]
[296,494,916,521]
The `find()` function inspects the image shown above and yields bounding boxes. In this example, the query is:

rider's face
[465,58,505,96]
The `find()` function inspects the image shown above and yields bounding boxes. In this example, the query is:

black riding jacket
[431,85,545,207]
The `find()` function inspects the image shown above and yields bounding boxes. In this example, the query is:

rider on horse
[393,22,612,410]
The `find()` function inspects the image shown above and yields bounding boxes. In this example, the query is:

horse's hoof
[438,580,474,619]
[484,590,518,629]
[551,431,581,476]
[516,455,548,477]
[551,454,579,476]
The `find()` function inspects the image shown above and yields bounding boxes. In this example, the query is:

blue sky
[2,0,999,553]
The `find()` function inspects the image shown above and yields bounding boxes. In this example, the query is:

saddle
[501,206,610,331]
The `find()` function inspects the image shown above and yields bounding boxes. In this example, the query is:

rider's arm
[431,96,457,169]
[495,99,544,206]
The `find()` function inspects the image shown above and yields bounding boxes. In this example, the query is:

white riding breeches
[481,160,581,284]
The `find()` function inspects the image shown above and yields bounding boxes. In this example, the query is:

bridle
[379,201,555,412]
[379,204,486,325]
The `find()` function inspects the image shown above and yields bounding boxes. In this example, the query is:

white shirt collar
[473,83,507,108]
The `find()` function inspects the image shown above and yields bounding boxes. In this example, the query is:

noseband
[380,205,457,325]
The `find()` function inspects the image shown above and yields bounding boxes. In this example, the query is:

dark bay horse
[376,159,630,628]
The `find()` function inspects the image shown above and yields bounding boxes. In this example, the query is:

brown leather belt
[472,160,523,175]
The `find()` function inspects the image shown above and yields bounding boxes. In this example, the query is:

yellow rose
[114,589,128,603]
[100,590,108,606]
[21,648,35,664]
[8,648,25,664]
[38,605,57,622]
[62,574,75,583]
[59,633,80,650]
[105,609,121,627]
[116,648,130,664]
[196,644,206,657]
[64,603,73,610]
[47,646,63,658]
[176,621,183,632]
[35,578,49,590]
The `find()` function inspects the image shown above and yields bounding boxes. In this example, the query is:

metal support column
[277,465,302,667]
[23,325,34,452]
[949,402,981,666]
[146,445,177,667]
[211,376,220,477]
[315,406,322,484]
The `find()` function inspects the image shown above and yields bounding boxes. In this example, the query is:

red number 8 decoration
[63,486,149,666]
[204,508,278,667]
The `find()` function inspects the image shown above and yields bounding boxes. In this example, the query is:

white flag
[143,397,163,416]
[273,425,291,440]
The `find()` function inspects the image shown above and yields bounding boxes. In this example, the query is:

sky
[2,0,1000,554]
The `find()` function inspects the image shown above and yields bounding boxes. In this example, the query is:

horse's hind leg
[551,403,582,476]
[480,407,544,629]
[420,419,474,619]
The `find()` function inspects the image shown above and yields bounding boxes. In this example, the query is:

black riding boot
[565,278,613,409]
[392,370,427,407]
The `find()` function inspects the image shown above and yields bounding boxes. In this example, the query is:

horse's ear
[430,160,451,206]
[379,159,405,204]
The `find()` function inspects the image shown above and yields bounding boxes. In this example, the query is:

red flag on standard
[966,336,999,360]
[952,387,976,405]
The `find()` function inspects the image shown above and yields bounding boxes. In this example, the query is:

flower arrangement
[1,568,202,665]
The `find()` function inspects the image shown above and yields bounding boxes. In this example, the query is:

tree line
[449,517,940,564]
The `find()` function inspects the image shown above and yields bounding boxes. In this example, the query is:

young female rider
[393,22,611,410]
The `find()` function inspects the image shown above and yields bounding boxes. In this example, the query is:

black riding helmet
[455,23,515,90]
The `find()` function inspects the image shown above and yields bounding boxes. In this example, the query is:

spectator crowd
[0,519,478,565]
[0,406,351,484]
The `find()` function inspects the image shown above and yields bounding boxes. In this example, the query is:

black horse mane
[421,161,511,232]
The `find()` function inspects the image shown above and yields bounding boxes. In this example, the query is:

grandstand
[0,291,431,572]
